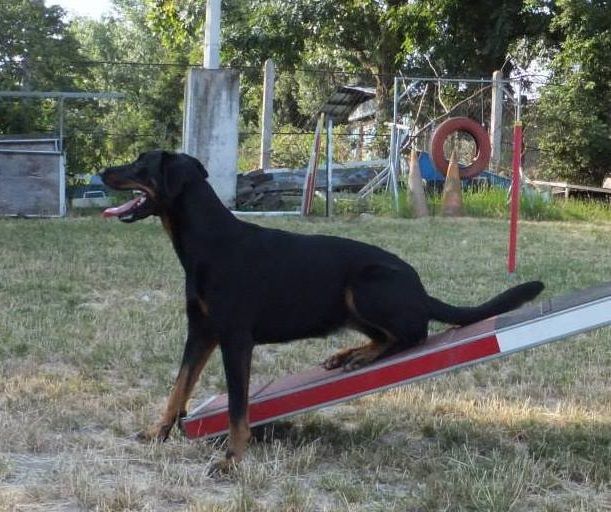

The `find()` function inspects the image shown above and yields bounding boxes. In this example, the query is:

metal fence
[0,61,545,189]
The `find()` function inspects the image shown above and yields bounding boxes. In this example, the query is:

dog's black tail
[427,281,544,326]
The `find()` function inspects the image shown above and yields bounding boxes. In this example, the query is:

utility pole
[203,0,220,69]
[489,70,503,172]
[183,0,239,207]
[259,59,275,170]
[325,115,334,217]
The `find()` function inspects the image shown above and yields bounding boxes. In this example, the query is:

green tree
[0,0,83,135]
[425,0,554,77]
[535,0,610,185]
[147,1,552,125]
[66,0,189,174]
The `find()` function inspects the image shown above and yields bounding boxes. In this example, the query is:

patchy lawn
[0,215,610,511]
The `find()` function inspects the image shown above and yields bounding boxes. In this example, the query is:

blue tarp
[418,151,511,189]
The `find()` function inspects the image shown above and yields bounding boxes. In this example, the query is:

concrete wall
[0,139,65,217]
[183,68,240,207]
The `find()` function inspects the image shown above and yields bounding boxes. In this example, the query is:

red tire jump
[430,117,491,178]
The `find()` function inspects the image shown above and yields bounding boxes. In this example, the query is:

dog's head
[100,150,208,222]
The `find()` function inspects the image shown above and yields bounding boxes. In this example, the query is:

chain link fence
[1,61,547,193]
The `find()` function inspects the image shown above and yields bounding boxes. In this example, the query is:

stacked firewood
[236,161,385,209]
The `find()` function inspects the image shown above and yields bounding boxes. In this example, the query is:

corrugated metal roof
[319,85,376,123]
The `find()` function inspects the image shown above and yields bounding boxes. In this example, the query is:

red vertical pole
[507,121,522,274]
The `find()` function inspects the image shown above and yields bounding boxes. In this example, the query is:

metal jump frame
[358,75,523,273]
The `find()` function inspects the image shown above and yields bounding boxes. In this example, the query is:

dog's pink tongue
[102,197,140,218]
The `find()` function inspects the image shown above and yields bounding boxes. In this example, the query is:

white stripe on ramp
[496,297,611,354]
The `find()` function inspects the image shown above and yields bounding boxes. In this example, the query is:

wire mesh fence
[0,60,547,186]
[237,66,384,172]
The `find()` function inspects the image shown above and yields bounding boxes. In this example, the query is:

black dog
[101,150,543,471]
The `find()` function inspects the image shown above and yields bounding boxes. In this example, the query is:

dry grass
[0,214,610,511]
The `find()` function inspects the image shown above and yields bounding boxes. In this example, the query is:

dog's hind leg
[323,286,396,371]
[324,266,428,371]
[138,300,217,442]
[323,338,394,371]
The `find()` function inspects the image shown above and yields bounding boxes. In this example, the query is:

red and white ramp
[181,282,611,439]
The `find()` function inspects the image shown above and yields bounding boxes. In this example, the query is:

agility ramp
[181,282,611,439]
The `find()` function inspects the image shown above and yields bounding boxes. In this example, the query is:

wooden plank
[236,161,385,207]
[301,114,324,215]
[529,179,611,196]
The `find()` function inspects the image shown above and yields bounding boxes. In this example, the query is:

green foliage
[2,0,606,187]
[0,0,83,135]
[271,128,314,170]
[425,0,553,77]
[0,0,82,91]
[144,0,553,162]
[65,0,188,175]
[325,187,611,223]
[533,0,610,186]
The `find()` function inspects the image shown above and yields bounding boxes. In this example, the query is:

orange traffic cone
[408,148,429,218]
[441,150,463,216]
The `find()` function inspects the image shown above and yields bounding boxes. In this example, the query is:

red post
[507,122,523,273]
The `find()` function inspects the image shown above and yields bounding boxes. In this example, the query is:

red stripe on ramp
[182,334,500,439]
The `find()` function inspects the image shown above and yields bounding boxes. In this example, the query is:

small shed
[0,136,66,217]
[319,85,376,123]
[318,85,377,160]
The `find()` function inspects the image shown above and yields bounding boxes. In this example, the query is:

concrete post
[259,59,275,170]
[489,70,503,172]
[182,68,240,207]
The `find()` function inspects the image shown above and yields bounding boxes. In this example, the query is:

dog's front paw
[134,423,173,443]
[207,457,238,477]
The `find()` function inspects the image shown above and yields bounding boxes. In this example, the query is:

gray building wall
[0,139,65,217]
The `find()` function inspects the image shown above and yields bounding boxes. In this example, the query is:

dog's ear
[157,151,187,200]
[161,152,181,199]
[174,153,208,178]
[155,151,208,200]
[189,156,209,179]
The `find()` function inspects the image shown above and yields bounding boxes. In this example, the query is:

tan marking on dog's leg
[139,342,217,441]
[341,340,394,371]
[323,345,360,370]
[323,340,395,371]
[209,416,251,475]
[198,298,209,316]
[227,416,251,462]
